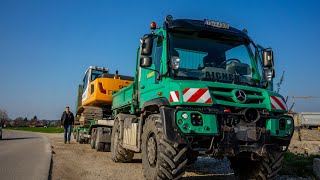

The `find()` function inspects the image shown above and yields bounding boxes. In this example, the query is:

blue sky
[0,0,319,120]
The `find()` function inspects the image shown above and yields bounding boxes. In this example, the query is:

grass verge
[6,127,64,133]
[280,152,320,177]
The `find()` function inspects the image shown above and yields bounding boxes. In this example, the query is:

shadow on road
[128,158,142,163]
[1,137,40,141]
[48,155,53,180]
[183,157,236,180]
[182,175,236,180]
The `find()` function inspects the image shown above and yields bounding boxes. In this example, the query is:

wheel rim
[147,134,157,166]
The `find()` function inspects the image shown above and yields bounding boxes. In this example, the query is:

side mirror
[263,49,274,67]
[170,56,180,70]
[140,57,152,68]
[141,36,153,56]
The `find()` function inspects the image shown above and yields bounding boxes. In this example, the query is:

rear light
[98,82,106,94]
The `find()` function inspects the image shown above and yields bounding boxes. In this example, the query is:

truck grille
[209,87,265,104]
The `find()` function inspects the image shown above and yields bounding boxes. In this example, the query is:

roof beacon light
[165,15,173,22]
[150,22,157,30]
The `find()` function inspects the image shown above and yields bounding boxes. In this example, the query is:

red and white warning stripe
[182,88,212,103]
[270,96,287,111]
[169,91,180,102]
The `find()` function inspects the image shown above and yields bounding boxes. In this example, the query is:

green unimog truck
[110,16,293,179]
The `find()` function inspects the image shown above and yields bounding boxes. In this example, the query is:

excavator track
[76,106,104,126]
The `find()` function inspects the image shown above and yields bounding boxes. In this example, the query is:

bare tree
[0,109,9,126]
[14,117,25,127]
[276,71,285,93]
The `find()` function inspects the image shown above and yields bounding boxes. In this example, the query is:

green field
[6,127,64,133]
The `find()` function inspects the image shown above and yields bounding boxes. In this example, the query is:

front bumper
[159,106,293,153]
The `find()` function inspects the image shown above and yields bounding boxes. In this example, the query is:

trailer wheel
[95,130,104,151]
[141,114,188,180]
[111,118,134,162]
[104,143,111,152]
[76,131,79,142]
[90,128,96,149]
[229,150,284,180]
[79,132,85,144]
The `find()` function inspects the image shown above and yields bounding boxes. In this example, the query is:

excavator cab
[76,66,133,125]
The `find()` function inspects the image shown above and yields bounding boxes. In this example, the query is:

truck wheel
[90,128,96,149]
[111,118,134,162]
[230,150,284,180]
[141,114,188,180]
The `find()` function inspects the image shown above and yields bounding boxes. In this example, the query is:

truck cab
[111,16,294,180]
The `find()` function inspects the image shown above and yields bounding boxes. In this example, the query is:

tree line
[0,109,60,127]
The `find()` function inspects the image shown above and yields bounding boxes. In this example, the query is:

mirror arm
[143,67,162,80]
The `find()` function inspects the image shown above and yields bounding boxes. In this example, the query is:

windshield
[169,31,260,86]
[91,69,105,81]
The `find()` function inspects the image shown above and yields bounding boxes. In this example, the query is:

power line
[291,96,320,99]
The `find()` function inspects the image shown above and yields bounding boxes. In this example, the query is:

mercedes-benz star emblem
[235,90,247,102]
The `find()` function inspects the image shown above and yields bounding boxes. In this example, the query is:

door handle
[141,85,145,89]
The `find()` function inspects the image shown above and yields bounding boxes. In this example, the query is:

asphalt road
[0,130,51,180]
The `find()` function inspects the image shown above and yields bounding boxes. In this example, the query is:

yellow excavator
[74,66,133,150]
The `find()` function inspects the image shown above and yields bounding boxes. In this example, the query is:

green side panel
[176,110,218,134]
[112,84,134,110]
[266,117,294,137]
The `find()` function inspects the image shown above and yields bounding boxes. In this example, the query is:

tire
[141,114,188,180]
[104,143,111,152]
[230,150,284,180]
[95,130,104,151]
[111,118,134,162]
[79,132,85,144]
[76,131,79,142]
[90,128,96,149]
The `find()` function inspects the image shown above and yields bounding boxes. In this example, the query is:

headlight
[171,56,180,70]
[181,112,188,119]
[264,69,273,82]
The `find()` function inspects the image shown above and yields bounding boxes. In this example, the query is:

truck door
[138,34,164,106]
